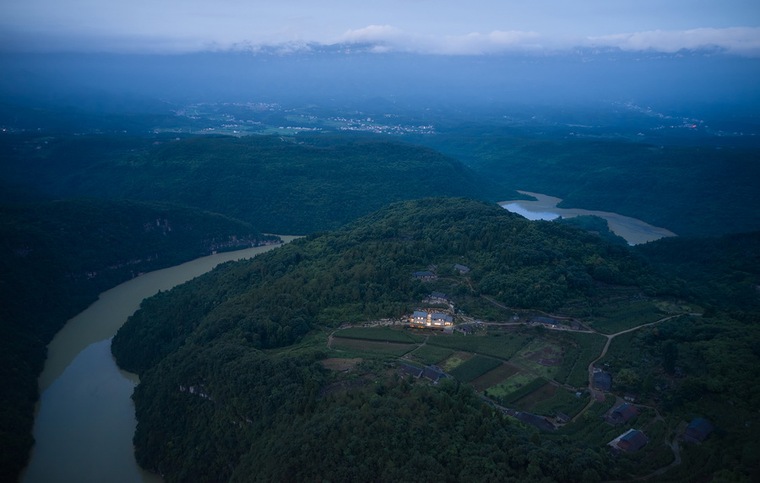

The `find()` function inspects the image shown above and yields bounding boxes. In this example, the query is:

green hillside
[419,130,760,237]
[112,198,760,482]
[0,133,503,233]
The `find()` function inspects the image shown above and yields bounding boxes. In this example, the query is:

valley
[1,102,758,482]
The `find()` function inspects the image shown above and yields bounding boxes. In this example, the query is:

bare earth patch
[524,346,562,367]
[320,358,363,371]
[441,351,474,372]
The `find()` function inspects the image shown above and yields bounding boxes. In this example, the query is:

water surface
[24,239,296,483]
[500,191,676,245]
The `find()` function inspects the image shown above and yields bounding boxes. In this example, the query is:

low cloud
[587,27,760,56]
[337,25,542,55]
[336,25,760,57]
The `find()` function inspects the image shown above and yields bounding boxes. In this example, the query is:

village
[322,263,712,477]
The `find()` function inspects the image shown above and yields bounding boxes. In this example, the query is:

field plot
[330,338,416,357]
[585,299,664,334]
[556,396,618,445]
[512,339,563,379]
[427,332,533,360]
[485,372,535,398]
[470,363,520,392]
[333,327,421,343]
[512,381,556,410]
[449,355,502,382]
[553,332,606,387]
[528,387,588,417]
[501,377,549,404]
[440,351,474,372]
[409,345,454,365]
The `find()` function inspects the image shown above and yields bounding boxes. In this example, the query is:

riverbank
[23,237,297,483]
[500,191,676,245]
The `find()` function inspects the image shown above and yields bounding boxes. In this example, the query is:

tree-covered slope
[113,198,651,374]
[0,198,273,483]
[634,231,760,314]
[1,133,503,233]
[419,130,760,237]
[112,198,657,481]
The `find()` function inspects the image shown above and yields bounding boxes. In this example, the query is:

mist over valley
[2,4,760,481]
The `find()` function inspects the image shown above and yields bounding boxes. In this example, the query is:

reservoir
[500,191,676,245]
[22,238,296,483]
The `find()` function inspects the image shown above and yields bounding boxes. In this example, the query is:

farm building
[593,371,612,391]
[607,403,639,425]
[411,311,428,325]
[431,312,453,326]
[684,418,714,443]
[453,263,471,274]
[409,310,453,329]
[398,363,423,379]
[413,270,436,281]
[398,363,447,383]
[423,366,447,383]
[609,429,648,453]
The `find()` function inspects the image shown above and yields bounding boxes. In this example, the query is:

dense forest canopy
[0,132,503,233]
[112,198,760,482]
[1,96,758,482]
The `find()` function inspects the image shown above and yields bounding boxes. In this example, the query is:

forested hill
[417,131,760,237]
[113,198,652,374]
[0,199,274,482]
[111,198,658,481]
[0,133,503,233]
[634,231,760,314]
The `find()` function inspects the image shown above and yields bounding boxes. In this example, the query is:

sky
[1,0,760,56]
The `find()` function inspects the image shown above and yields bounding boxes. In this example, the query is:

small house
[684,418,714,443]
[608,403,639,425]
[413,270,436,281]
[453,264,471,274]
[431,312,454,327]
[423,366,447,383]
[610,429,648,453]
[410,311,428,327]
[593,371,612,391]
[555,412,571,424]
[398,363,423,379]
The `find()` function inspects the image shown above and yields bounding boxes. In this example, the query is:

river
[22,238,297,483]
[500,191,676,245]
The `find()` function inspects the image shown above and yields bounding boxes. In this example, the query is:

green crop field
[330,338,416,357]
[409,345,454,365]
[501,377,549,404]
[449,355,502,382]
[554,332,606,387]
[427,332,533,360]
[333,327,421,343]
[585,300,665,334]
[440,352,473,371]
[528,387,589,417]
[470,363,519,392]
[486,373,535,398]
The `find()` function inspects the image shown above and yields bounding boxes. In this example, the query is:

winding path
[573,314,688,422]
